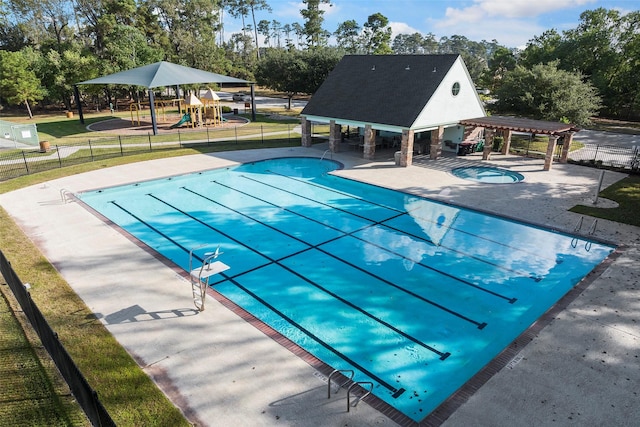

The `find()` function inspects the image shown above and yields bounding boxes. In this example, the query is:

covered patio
[459,116,580,171]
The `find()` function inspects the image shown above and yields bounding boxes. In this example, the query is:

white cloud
[389,21,421,38]
[438,0,598,27]
[437,17,545,47]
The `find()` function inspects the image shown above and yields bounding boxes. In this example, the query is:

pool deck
[1,145,639,426]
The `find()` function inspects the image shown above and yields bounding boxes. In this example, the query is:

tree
[0,49,46,117]
[257,19,271,47]
[479,46,517,93]
[492,62,601,126]
[255,47,341,108]
[334,19,360,54]
[519,29,563,68]
[392,33,424,54]
[300,0,331,48]
[360,13,392,54]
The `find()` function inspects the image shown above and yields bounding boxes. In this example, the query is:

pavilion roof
[459,116,580,135]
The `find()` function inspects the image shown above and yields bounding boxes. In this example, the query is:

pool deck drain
[1,146,639,426]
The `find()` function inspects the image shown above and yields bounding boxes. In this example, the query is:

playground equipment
[169,113,192,129]
[129,99,182,125]
[201,88,223,127]
[169,91,203,129]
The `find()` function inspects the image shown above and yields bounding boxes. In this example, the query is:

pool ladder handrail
[347,381,374,412]
[327,369,354,399]
[320,149,332,162]
[571,217,597,251]
[189,244,220,311]
[60,188,73,203]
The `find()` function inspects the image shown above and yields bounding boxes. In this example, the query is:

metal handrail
[347,381,373,412]
[327,369,354,398]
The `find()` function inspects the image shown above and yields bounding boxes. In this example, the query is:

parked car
[232,92,251,102]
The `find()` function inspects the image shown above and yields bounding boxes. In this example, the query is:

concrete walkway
[1,145,638,426]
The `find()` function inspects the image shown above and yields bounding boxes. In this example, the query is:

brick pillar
[501,129,512,155]
[483,129,494,160]
[301,117,312,147]
[430,126,444,160]
[363,125,376,160]
[543,135,559,170]
[559,132,574,163]
[329,120,341,152]
[399,129,414,167]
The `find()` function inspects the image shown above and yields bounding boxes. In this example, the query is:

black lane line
[257,172,556,265]
[109,201,195,256]
[236,175,392,223]
[151,191,452,358]
[210,180,518,304]
[199,183,354,236]
[344,232,517,305]
[380,217,541,284]
[399,205,561,265]
[236,174,539,282]
[312,243,488,330]
[178,187,487,331]
[221,272,406,399]
[278,253,450,360]
[264,170,406,214]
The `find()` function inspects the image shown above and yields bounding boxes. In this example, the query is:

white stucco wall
[412,56,485,130]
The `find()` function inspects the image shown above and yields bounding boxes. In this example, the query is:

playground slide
[169,113,191,129]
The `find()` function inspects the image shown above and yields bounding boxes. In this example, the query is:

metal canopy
[78,61,249,88]
[75,61,252,135]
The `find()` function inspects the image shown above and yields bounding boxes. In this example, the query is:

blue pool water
[452,166,525,183]
[80,157,614,422]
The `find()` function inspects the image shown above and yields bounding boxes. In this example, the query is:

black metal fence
[0,123,296,181]
[0,250,116,427]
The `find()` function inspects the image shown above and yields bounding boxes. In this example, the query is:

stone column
[543,135,559,170]
[430,126,444,160]
[400,129,414,167]
[363,124,376,160]
[559,132,574,163]
[501,129,512,155]
[329,120,341,152]
[482,129,494,160]
[301,117,312,147]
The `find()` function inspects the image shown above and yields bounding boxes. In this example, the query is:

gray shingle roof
[301,54,460,128]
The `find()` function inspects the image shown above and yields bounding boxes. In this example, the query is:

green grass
[570,174,640,227]
[0,206,190,426]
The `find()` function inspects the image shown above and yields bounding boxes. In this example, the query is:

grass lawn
[570,174,640,227]
[1,111,639,425]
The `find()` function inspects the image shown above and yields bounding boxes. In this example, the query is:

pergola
[459,116,581,170]
[76,61,252,135]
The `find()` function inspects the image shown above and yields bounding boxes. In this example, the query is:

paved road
[574,129,640,148]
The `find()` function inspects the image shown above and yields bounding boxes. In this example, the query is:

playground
[88,90,249,135]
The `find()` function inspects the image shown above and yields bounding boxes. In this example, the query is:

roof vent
[433,67,437,72]
[371,65,375,71]
[405,65,410,70]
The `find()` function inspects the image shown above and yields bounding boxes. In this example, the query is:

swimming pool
[452,166,525,183]
[79,157,614,423]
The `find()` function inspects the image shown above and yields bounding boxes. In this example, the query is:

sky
[224,0,638,49]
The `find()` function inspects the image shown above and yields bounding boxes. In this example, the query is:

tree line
[0,0,638,125]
